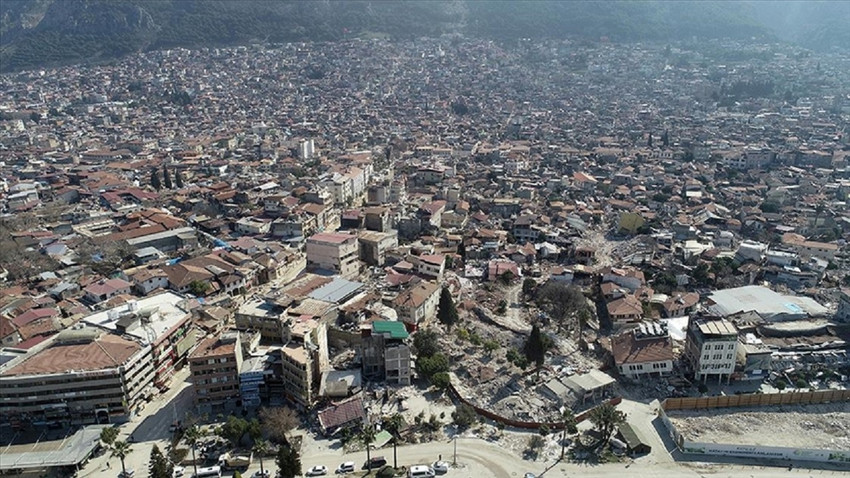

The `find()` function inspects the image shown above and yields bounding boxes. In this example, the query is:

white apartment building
[685,318,738,384]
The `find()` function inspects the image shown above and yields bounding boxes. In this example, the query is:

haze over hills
[0,0,847,73]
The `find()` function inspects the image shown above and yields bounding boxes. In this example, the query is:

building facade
[306,232,360,278]
[685,317,738,384]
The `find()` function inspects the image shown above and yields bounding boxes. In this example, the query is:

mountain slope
[0,0,839,73]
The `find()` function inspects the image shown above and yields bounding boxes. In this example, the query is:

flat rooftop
[0,425,107,471]
[84,291,190,345]
[707,285,827,320]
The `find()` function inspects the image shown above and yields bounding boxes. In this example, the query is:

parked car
[335,462,355,474]
[523,473,537,478]
[252,470,270,478]
[117,470,135,478]
[363,456,387,469]
[432,461,449,474]
[172,466,185,477]
[305,465,328,476]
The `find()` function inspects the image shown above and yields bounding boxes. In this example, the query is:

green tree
[110,440,133,477]
[175,169,185,188]
[275,445,301,478]
[253,439,270,478]
[361,423,377,472]
[526,434,545,457]
[647,132,653,148]
[183,425,206,478]
[437,287,459,330]
[588,403,626,447]
[522,278,537,298]
[559,409,578,460]
[151,168,162,190]
[456,241,466,261]
[498,270,514,285]
[382,414,405,469]
[430,372,451,391]
[150,444,172,478]
[188,280,211,297]
[417,353,449,380]
[413,329,439,358]
[163,165,173,189]
[452,403,477,430]
[523,324,551,372]
[100,426,119,447]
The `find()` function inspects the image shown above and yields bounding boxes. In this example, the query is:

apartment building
[361,321,411,385]
[306,232,359,278]
[685,317,738,384]
[392,279,440,327]
[189,332,243,413]
[280,341,318,408]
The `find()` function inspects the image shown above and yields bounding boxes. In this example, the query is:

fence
[447,381,622,430]
[661,389,850,411]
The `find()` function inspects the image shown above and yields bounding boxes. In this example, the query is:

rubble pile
[668,403,850,450]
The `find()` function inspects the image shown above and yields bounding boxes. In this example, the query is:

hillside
[0,0,843,73]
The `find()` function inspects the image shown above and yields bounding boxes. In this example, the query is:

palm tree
[253,439,270,477]
[559,409,578,461]
[360,423,377,473]
[110,440,132,477]
[184,425,206,478]
[382,414,405,469]
[588,403,626,449]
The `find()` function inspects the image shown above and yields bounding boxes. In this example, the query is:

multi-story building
[0,328,152,425]
[685,317,738,384]
[84,292,196,389]
[611,322,673,379]
[280,341,318,408]
[361,321,411,385]
[392,279,441,327]
[235,298,290,342]
[306,232,359,278]
[188,332,243,413]
[239,356,268,408]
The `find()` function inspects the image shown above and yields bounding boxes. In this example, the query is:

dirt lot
[667,402,850,451]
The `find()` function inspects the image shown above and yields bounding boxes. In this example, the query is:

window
[726,354,733,360]
[713,354,722,360]
[703,354,709,360]
[728,344,735,350]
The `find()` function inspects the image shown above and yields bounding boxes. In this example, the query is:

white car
[523,474,537,478]
[305,465,328,476]
[335,461,355,474]
[432,461,449,473]
[252,471,270,478]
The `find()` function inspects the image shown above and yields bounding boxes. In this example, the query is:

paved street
[76,383,849,478]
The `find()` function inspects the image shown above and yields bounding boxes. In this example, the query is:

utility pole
[453,435,457,466]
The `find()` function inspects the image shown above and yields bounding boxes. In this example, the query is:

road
[79,367,194,478]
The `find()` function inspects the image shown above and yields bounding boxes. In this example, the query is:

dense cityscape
[1,17,850,478]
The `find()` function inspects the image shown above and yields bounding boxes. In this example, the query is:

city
[1,6,849,478]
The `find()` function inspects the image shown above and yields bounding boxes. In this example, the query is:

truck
[217,452,252,470]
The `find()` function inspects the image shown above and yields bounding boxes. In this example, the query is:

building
[607,295,643,326]
[685,317,738,384]
[189,332,243,413]
[392,280,440,327]
[358,231,399,266]
[0,328,151,425]
[83,278,132,304]
[239,356,268,408]
[611,322,674,379]
[361,321,411,385]
[706,285,828,322]
[280,341,318,408]
[236,298,289,342]
[306,232,360,278]
[83,292,196,389]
